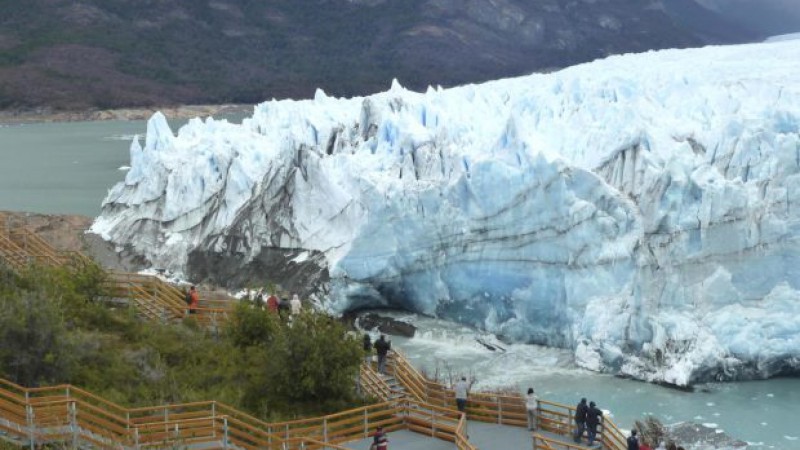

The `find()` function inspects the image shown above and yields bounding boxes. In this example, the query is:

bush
[0,264,362,419]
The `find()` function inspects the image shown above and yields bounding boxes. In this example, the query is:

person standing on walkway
[374,335,391,374]
[370,426,389,450]
[627,429,640,450]
[573,397,588,443]
[290,293,302,316]
[188,286,199,314]
[363,333,373,366]
[454,376,472,413]
[526,387,539,431]
[586,401,603,446]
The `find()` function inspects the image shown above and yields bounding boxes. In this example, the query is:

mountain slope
[0,0,753,110]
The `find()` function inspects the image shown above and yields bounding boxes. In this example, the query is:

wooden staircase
[0,225,235,327]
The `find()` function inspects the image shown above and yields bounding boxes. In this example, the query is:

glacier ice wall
[93,40,800,385]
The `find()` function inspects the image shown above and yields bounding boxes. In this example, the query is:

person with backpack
[627,429,640,450]
[188,286,199,314]
[374,335,391,374]
[586,401,603,446]
[573,398,588,443]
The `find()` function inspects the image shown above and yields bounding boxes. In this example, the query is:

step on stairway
[379,373,408,401]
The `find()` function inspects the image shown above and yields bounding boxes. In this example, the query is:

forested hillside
[0,0,755,110]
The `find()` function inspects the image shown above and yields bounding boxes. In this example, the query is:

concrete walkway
[465,420,532,449]
[347,429,456,450]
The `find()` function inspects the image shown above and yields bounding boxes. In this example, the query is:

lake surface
[1,118,798,449]
[0,113,245,216]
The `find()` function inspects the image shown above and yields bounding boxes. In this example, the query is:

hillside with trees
[0,0,757,111]
[0,264,363,419]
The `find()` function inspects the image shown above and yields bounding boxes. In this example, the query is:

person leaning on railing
[573,397,588,443]
[525,387,538,431]
[586,400,603,446]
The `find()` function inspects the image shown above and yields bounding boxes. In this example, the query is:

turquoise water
[386,313,799,449]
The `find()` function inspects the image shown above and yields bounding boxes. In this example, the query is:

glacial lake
[1,118,799,449]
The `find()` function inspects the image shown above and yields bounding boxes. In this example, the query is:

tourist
[370,426,389,450]
[254,288,264,308]
[454,376,472,413]
[374,335,391,374]
[573,398,588,443]
[290,293,302,316]
[586,401,603,446]
[278,294,290,319]
[363,333,373,365]
[526,387,538,431]
[266,292,279,313]
[188,285,199,314]
[627,429,640,450]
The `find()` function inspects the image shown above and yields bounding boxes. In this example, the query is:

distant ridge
[0,0,755,111]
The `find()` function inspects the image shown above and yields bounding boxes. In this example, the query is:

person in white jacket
[526,387,539,431]
[290,293,302,316]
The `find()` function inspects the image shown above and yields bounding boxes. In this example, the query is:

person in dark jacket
[363,334,373,365]
[586,401,603,446]
[627,429,640,450]
[573,398,588,443]
[374,335,391,374]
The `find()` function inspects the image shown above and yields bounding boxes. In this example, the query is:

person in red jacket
[266,292,279,313]
[188,286,199,314]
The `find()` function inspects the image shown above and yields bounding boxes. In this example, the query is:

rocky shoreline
[0,104,250,124]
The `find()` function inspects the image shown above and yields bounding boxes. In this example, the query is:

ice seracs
[93,39,800,386]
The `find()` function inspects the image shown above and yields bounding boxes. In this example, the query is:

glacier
[92,40,800,386]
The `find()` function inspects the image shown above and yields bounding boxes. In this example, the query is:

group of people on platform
[243,288,303,317]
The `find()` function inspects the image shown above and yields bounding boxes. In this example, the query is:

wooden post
[71,401,78,448]
[212,402,216,438]
[430,404,435,437]
[323,417,328,443]
[498,396,502,424]
[134,427,140,449]
[223,417,229,449]
[24,391,34,450]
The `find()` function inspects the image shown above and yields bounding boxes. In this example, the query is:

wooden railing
[386,350,626,450]
[0,372,489,450]
[6,228,65,265]
[0,226,238,329]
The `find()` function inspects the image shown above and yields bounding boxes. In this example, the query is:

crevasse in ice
[93,40,800,385]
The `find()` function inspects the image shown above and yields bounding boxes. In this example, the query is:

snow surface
[766,32,800,42]
[93,40,800,386]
